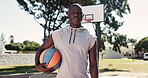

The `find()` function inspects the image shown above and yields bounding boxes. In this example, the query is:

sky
[0,0,148,44]
[116,0,148,41]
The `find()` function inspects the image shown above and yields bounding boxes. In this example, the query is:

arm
[88,42,98,78]
[35,34,54,73]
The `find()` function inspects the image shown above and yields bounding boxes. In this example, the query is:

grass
[0,65,39,76]
[99,59,148,73]
[0,59,148,76]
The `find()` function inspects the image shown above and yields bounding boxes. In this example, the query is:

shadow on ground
[0,65,39,76]
[0,74,34,78]
[29,73,57,78]
[100,68,129,73]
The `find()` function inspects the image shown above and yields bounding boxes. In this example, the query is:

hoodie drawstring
[69,28,77,44]
[69,29,72,44]
[73,29,77,43]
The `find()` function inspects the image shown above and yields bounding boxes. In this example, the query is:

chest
[59,31,89,49]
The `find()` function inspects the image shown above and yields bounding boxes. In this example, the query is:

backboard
[82,4,104,23]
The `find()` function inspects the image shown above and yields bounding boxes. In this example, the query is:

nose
[73,12,79,16]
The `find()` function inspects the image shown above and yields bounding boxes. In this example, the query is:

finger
[44,69,55,73]
[42,68,54,73]
[39,63,47,68]
[40,63,46,66]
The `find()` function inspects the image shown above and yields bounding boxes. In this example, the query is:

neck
[70,24,81,28]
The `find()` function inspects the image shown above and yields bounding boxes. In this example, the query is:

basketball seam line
[47,50,56,68]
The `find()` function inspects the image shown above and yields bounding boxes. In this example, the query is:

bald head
[68,3,83,28]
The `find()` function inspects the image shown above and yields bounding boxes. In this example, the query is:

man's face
[68,6,83,26]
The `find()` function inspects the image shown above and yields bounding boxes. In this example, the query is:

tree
[128,38,137,46]
[100,32,135,53]
[110,33,129,53]
[135,36,148,53]
[23,40,40,51]
[128,38,137,51]
[5,42,24,51]
[23,40,31,45]
[9,35,15,43]
[16,0,131,53]
[0,33,6,44]
[96,0,131,52]
[16,0,95,41]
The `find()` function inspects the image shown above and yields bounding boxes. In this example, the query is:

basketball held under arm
[35,34,54,72]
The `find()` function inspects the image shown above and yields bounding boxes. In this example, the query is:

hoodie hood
[67,25,86,32]
[67,26,86,44]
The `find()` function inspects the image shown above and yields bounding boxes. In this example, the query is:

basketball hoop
[82,4,104,23]
[83,17,92,23]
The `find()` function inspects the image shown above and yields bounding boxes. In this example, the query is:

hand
[35,63,54,73]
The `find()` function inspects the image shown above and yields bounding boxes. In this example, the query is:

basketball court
[29,73,136,78]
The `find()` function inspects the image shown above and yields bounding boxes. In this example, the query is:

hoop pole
[93,22,101,65]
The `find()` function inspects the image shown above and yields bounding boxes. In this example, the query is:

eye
[70,11,82,14]
[70,11,75,14]
[78,11,82,14]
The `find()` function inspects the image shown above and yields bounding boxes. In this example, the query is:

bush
[135,36,148,52]
[5,40,40,51]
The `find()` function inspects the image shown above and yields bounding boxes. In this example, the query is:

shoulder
[82,28,96,38]
[52,26,68,34]
[52,26,69,38]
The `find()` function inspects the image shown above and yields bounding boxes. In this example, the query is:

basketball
[39,48,62,70]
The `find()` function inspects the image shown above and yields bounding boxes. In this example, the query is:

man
[35,3,98,78]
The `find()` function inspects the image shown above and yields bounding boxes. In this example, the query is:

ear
[67,11,70,19]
